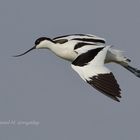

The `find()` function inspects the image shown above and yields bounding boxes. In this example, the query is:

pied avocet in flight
[14,34,140,102]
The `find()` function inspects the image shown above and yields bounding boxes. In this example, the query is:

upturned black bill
[13,46,36,57]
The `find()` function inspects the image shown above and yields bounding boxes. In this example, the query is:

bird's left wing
[71,45,121,102]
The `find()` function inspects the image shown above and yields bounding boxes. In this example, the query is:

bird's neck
[44,41,64,56]
[46,41,57,51]
[40,40,56,50]
[45,41,76,61]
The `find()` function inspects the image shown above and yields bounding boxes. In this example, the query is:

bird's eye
[35,37,48,45]
[35,39,40,45]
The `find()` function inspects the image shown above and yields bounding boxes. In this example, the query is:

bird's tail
[108,48,140,78]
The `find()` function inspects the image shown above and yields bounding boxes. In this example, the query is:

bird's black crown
[35,37,53,45]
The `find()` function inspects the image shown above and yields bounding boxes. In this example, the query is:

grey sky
[0,0,140,139]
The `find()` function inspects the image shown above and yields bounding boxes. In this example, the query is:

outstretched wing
[53,34,106,45]
[71,45,121,102]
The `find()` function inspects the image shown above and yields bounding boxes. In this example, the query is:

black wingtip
[86,72,122,102]
[113,96,121,102]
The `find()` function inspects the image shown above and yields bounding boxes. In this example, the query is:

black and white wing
[71,45,121,102]
[53,34,106,45]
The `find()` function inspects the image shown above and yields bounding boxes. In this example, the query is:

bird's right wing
[53,34,106,45]
[71,45,121,102]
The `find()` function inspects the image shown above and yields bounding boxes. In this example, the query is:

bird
[14,34,140,102]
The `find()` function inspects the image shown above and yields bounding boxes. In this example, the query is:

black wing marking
[87,73,121,102]
[53,34,92,40]
[72,48,104,66]
[72,38,105,44]
[53,35,71,40]
[54,39,68,44]
[74,42,96,50]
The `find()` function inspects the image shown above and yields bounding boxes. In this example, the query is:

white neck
[36,40,56,50]
[37,40,64,57]
[37,40,76,61]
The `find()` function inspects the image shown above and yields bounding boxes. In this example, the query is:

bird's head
[13,37,54,57]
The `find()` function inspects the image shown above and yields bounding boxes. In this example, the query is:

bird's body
[52,34,104,61]
[14,34,140,102]
[49,34,128,64]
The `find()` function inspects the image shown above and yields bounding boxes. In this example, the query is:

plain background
[0,0,140,139]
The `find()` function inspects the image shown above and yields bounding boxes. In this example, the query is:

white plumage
[14,34,140,102]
